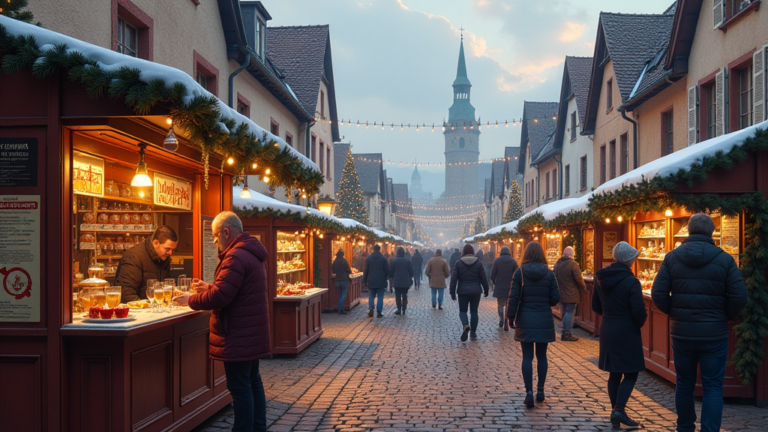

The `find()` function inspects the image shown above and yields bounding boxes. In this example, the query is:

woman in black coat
[507,242,560,408]
[389,247,414,315]
[592,241,647,429]
[411,249,424,290]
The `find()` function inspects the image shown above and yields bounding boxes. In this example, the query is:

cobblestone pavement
[195,284,767,431]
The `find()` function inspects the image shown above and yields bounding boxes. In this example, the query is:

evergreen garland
[335,150,369,225]
[504,179,523,223]
[0,22,324,194]
[233,206,380,240]
[0,0,38,25]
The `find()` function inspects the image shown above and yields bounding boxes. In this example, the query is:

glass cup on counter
[106,286,121,309]
[91,287,107,308]
[79,288,93,311]
[163,283,174,311]
[153,283,166,311]
[146,284,155,311]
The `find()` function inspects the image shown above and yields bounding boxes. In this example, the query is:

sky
[266,0,674,196]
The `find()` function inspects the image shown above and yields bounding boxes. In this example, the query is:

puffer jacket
[490,251,519,299]
[389,249,414,288]
[651,234,748,341]
[332,254,352,282]
[424,254,450,288]
[449,255,489,296]
[411,251,424,275]
[188,232,270,361]
[449,250,460,271]
[115,236,171,302]
[363,251,390,289]
[507,262,560,343]
[553,256,586,304]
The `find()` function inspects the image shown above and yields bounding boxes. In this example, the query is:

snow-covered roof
[0,15,318,173]
[485,219,519,236]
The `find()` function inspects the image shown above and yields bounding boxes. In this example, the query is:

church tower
[444,36,480,204]
[410,166,424,198]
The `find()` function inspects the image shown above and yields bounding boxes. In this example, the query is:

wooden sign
[603,231,618,259]
[154,172,191,210]
[73,152,104,197]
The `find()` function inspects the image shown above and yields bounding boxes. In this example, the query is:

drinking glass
[106,286,121,308]
[178,277,190,294]
[92,287,106,308]
[146,284,156,311]
[163,284,174,312]
[79,288,93,311]
[153,284,166,311]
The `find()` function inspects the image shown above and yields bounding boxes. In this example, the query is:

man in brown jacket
[424,249,450,309]
[553,246,586,341]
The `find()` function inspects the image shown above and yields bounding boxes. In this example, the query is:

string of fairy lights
[395,209,485,223]
[393,200,486,211]
[354,155,518,167]
[313,115,559,132]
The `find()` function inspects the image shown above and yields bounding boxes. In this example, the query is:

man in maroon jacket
[174,211,270,432]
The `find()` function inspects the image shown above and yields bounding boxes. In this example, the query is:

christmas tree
[473,216,486,235]
[335,150,370,225]
[504,178,523,223]
[0,0,38,24]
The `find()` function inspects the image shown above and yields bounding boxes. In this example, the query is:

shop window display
[582,229,594,277]
[276,230,312,296]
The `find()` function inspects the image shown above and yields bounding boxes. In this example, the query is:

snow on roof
[463,236,476,242]
[593,119,768,196]
[233,185,312,216]
[0,15,318,173]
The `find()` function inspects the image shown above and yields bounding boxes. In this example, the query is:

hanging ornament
[163,127,179,152]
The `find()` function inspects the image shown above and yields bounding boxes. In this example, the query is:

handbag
[513,268,525,326]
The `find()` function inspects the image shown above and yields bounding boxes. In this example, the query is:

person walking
[506,241,560,408]
[450,244,490,342]
[390,247,414,315]
[363,244,390,318]
[652,213,748,432]
[490,245,519,331]
[425,249,451,309]
[484,248,496,279]
[411,249,424,290]
[174,211,270,432]
[449,247,460,271]
[332,250,352,315]
[592,242,647,429]
[387,252,395,293]
[553,246,587,341]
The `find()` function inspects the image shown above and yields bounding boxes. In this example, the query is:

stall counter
[273,288,328,354]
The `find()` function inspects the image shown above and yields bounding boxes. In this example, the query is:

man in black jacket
[652,213,748,432]
[363,244,389,318]
[115,225,178,302]
[448,248,460,272]
[390,247,414,315]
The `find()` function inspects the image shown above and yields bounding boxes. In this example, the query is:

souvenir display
[276,231,310,292]
[276,280,313,296]
[639,222,665,237]
[277,255,306,273]
[582,229,595,276]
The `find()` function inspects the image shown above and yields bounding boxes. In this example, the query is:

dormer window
[241,1,271,60]
[254,17,266,58]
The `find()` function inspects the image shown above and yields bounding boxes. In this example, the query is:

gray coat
[507,263,560,343]
[490,252,519,299]
[363,251,390,289]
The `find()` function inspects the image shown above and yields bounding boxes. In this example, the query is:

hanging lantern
[163,127,179,152]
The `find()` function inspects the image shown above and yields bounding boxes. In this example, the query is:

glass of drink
[154,285,166,311]
[106,286,121,309]
[146,284,155,311]
[191,278,201,292]
[92,287,106,308]
[163,284,174,311]
[79,288,93,311]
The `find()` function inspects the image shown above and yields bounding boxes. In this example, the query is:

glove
[451,294,457,301]
[484,291,489,298]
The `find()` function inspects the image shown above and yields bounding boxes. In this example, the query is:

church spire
[453,39,471,87]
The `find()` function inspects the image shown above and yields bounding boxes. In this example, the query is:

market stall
[0,17,324,431]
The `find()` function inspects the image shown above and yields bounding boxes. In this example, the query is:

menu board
[73,152,104,197]
[0,138,37,187]
[721,214,740,266]
[202,219,218,284]
[154,172,192,210]
[603,231,618,259]
[0,195,41,322]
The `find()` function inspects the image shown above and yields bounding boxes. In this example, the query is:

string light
[328,114,558,132]
[227,157,235,165]
[353,156,518,167]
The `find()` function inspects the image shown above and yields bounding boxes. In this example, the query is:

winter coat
[389,250,414,288]
[507,262,560,343]
[115,236,171,302]
[553,256,587,304]
[188,232,270,362]
[332,256,352,282]
[651,234,748,341]
[592,262,647,373]
[363,251,390,289]
[449,255,490,296]
[411,251,424,274]
[490,251,519,299]
[449,251,460,271]
[424,255,450,288]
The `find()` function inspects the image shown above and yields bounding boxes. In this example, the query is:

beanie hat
[501,246,510,254]
[462,244,475,256]
[336,250,344,257]
[612,241,639,266]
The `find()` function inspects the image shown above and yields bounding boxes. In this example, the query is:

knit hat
[612,241,639,265]
[501,246,510,254]
[336,250,344,257]
[462,244,475,256]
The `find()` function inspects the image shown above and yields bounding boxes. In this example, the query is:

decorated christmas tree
[504,178,523,223]
[473,216,486,235]
[0,0,38,24]
[335,150,370,225]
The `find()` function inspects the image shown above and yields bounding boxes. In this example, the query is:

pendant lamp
[131,143,153,187]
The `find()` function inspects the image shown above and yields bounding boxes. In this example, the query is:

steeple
[448,38,475,122]
[453,39,471,87]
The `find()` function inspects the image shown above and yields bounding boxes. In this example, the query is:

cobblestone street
[195,285,767,432]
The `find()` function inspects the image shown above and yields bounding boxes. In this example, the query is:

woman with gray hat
[592,241,647,429]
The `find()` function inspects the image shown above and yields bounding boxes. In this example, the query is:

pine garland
[336,150,369,225]
[233,206,380,240]
[0,22,324,194]
[0,0,38,25]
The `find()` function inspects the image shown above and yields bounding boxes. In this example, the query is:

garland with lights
[0,21,324,194]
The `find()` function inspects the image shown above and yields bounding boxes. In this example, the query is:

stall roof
[0,16,319,173]
[233,185,334,221]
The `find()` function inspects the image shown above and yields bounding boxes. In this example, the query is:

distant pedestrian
[424,249,434,263]
[652,213,748,432]
[592,242,647,429]
[490,245,518,331]
[425,249,450,309]
[387,252,395,293]
[390,247,414,315]
[553,246,587,341]
[450,244,490,342]
[476,248,485,269]
[507,241,560,408]
[332,250,352,315]
[363,244,390,318]
[449,248,460,271]
[484,248,495,279]
[411,249,424,290]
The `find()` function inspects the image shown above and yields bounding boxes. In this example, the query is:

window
[254,18,266,58]
[609,140,616,180]
[193,51,219,96]
[661,110,674,156]
[326,147,331,180]
[620,133,628,175]
[270,118,279,136]
[320,90,325,118]
[552,168,557,197]
[564,165,570,195]
[606,78,613,110]
[706,84,717,139]
[545,172,550,199]
[311,134,317,162]
[285,132,293,147]
[739,65,753,129]
[570,111,577,141]
[116,17,138,57]
[319,141,325,175]
[600,145,606,185]
[236,93,250,118]
[580,156,588,190]
[532,178,536,205]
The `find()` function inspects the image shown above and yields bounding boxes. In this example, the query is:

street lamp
[317,195,336,215]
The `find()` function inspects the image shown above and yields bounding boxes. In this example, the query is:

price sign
[154,172,192,210]
[73,152,104,197]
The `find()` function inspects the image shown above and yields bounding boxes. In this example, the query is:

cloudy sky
[267,0,674,194]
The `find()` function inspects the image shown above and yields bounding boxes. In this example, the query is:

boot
[499,318,504,328]
[394,309,401,315]
[432,303,436,309]
[562,332,579,342]
[470,331,478,340]
[438,304,443,310]
[524,391,534,408]
[503,319,510,332]
[536,387,545,402]
[460,325,470,342]
[368,309,374,318]
[610,410,640,429]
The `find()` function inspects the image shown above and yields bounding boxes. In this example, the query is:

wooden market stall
[319,234,364,312]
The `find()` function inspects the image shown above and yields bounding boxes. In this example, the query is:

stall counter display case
[276,231,312,296]
[545,234,562,269]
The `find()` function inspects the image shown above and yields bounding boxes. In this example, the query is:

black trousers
[395,287,409,311]
[520,342,549,391]
[607,372,638,412]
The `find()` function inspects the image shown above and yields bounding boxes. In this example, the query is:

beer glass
[106,286,121,308]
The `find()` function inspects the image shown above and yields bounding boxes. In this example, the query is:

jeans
[672,338,728,432]
[395,287,409,311]
[431,288,445,306]
[561,302,577,334]
[335,280,349,312]
[520,342,549,391]
[368,287,385,313]
[458,294,481,332]
[608,372,638,412]
[224,360,267,432]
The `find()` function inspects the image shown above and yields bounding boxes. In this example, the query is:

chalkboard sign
[0,138,37,187]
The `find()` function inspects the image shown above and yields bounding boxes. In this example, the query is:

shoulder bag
[514,268,525,326]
